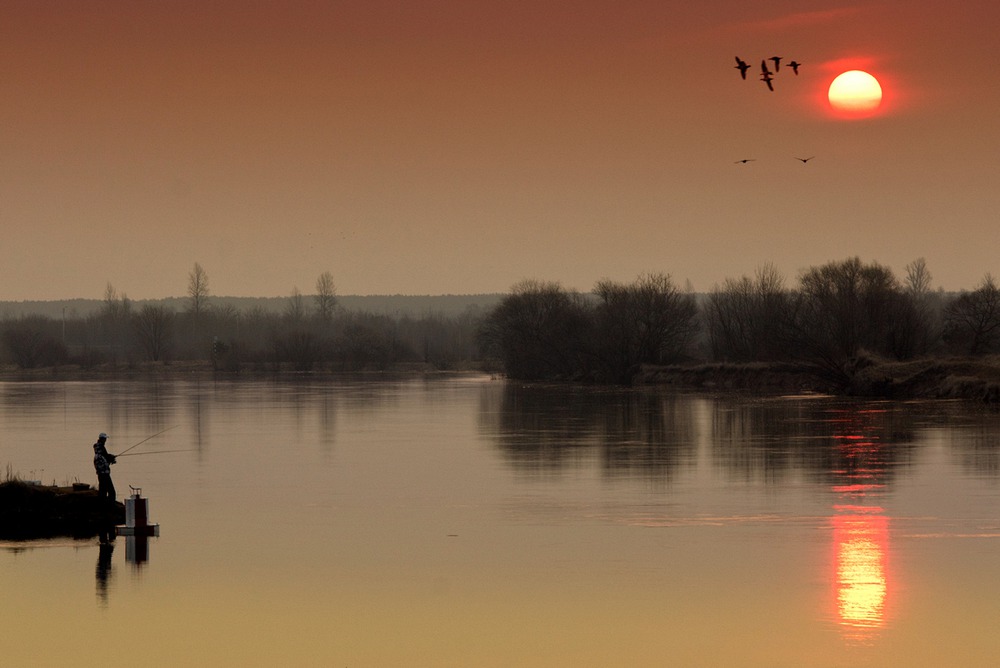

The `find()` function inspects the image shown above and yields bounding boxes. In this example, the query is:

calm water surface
[2,375,1000,666]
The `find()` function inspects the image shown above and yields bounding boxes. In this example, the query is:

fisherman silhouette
[93,432,117,465]
[93,432,117,504]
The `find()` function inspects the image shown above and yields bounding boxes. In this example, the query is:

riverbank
[0,480,125,540]
[636,356,1000,403]
[0,360,479,382]
[4,357,1000,403]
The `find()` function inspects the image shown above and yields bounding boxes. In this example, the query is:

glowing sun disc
[828,70,883,113]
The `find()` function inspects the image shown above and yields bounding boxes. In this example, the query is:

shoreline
[636,356,1000,403]
[3,357,1000,403]
[0,481,125,541]
[0,361,486,382]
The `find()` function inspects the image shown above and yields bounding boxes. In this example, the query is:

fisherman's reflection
[96,540,115,605]
[95,519,115,605]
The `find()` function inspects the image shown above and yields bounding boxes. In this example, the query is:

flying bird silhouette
[769,56,782,72]
[734,159,756,164]
[787,60,801,75]
[794,156,815,163]
[759,60,774,90]
[734,56,750,80]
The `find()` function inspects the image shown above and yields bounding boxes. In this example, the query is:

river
[2,375,999,666]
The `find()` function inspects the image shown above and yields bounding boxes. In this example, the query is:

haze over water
[3,375,1000,666]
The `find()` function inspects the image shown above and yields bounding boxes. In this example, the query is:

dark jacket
[94,452,111,476]
[94,441,117,464]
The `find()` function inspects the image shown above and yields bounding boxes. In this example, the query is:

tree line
[477,257,1000,384]
[3,258,1000,383]
[0,264,482,372]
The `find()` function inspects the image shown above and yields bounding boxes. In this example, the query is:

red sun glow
[828,70,883,116]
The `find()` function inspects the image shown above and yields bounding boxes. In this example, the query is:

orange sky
[2,1,999,299]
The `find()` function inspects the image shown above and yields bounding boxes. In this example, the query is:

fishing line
[117,449,195,457]
[115,425,181,457]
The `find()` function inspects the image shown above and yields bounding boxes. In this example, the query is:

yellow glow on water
[833,511,889,640]
[11,382,1000,666]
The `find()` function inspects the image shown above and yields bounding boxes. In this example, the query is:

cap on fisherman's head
[98,432,108,440]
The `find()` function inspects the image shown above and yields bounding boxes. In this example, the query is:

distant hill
[0,294,505,320]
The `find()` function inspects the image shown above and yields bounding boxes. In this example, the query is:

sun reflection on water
[827,408,893,643]
[832,508,889,641]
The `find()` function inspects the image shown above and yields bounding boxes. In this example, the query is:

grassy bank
[636,356,1000,403]
[3,357,1000,403]
[0,360,484,382]
[0,479,125,540]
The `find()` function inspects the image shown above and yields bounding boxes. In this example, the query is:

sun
[828,70,883,116]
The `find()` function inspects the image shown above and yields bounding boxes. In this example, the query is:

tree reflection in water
[483,383,697,481]
[481,387,1000,645]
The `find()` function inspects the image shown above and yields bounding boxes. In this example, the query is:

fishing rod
[115,425,181,457]
[117,449,195,457]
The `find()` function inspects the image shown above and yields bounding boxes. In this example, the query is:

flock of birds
[733,55,810,165]
[734,55,801,92]
[735,156,814,164]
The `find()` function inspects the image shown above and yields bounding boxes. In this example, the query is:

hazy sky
[3,1,999,300]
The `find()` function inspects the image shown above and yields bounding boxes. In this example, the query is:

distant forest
[478,257,1000,386]
[0,294,503,321]
[2,258,998,385]
[0,265,500,373]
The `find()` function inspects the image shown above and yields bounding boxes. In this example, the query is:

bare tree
[478,280,593,380]
[181,262,212,357]
[898,257,940,356]
[101,283,131,321]
[593,273,699,383]
[943,274,1000,355]
[705,263,790,362]
[285,287,306,324]
[132,304,175,361]
[314,271,337,322]
[100,283,132,363]
[792,257,912,379]
[1,317,67,368]
[904,257,932,296]
[273,329,321,371]
[187,262,210,316]
[212,303,240,341]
